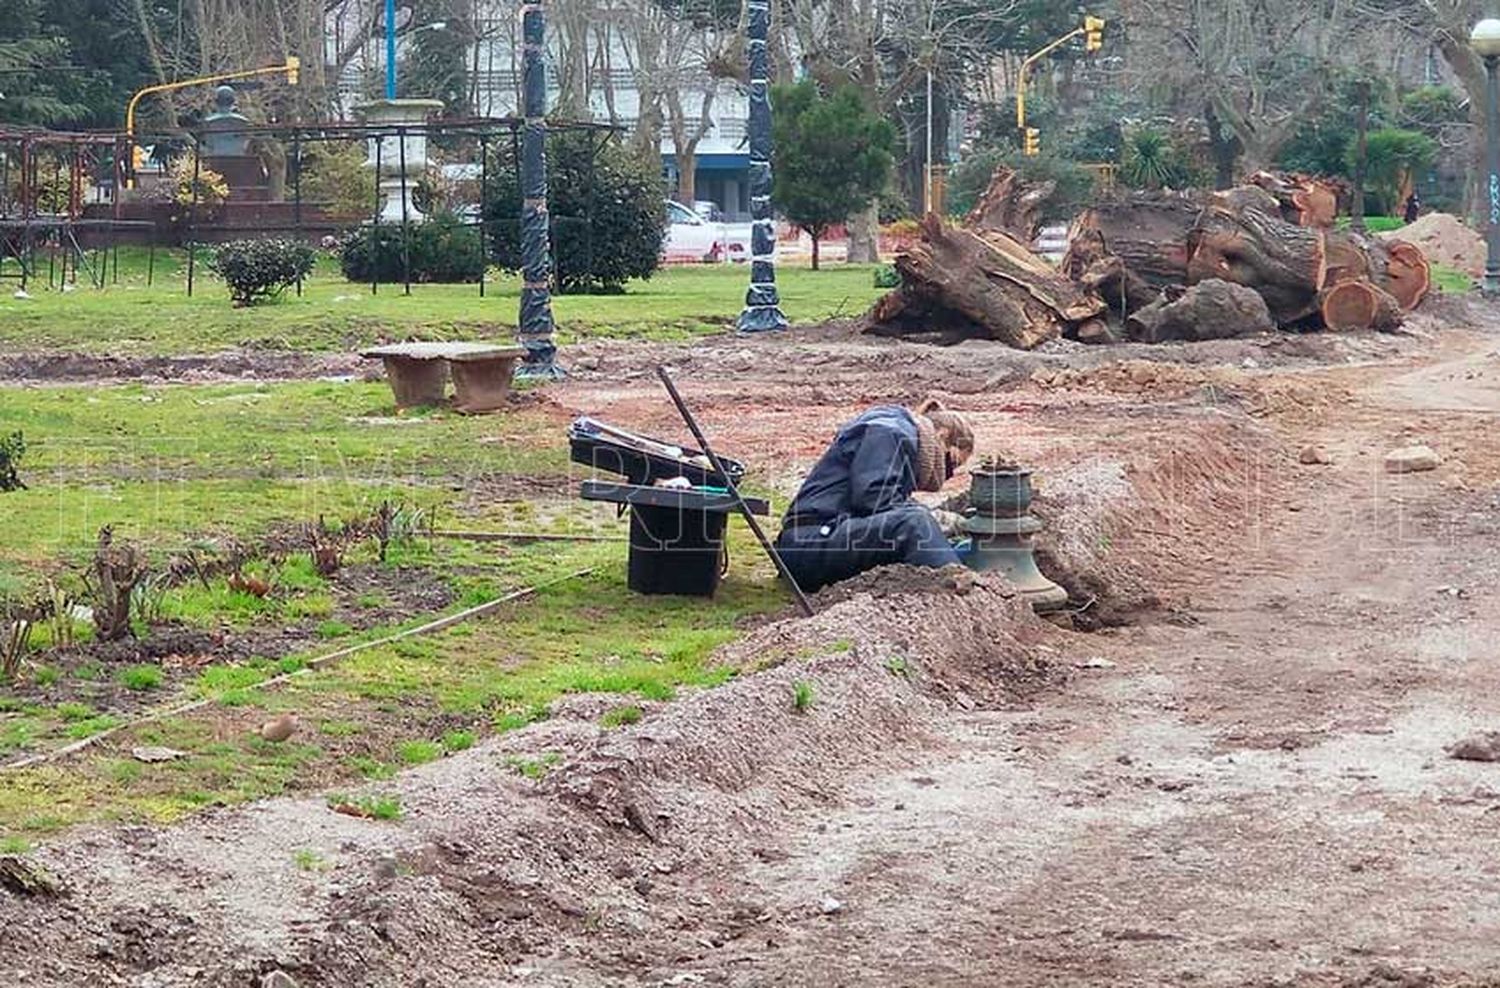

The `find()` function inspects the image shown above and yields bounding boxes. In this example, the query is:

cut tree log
[1383,240,1432,311]
[1323,231,1431,311]
[865,214,1104,349]
[1064,192,1203,288]
[1186,198,1328,324]
[1125,279,1275,343]
[1319,281,1404,333]
[1248,171,1340,227]
[966,165,1056,243]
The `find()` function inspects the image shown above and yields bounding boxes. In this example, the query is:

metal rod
[479,135,488,298]
[1487,55,1500,296]
[372,135,382,296]
[654,365,814,617]
[293,130,303,297]
[187,135,201,297]
[431,530,626,543]
[398,126,411,296]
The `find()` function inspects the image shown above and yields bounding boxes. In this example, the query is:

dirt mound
[0,571,1057,988]
[1385,213,1484,277]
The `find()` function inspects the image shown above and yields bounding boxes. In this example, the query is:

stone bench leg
[381,357,448,409]
[450,356,519,414]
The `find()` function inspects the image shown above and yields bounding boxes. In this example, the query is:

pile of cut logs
[863,167,1431,349]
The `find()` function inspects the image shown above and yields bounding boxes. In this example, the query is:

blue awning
[663,153,750,172]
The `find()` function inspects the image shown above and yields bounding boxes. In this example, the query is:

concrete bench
[360,342,526,414]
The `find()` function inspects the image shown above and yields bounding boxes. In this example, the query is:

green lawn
[2,250,883,354]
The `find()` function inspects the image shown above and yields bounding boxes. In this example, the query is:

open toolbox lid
[568,416,746,487]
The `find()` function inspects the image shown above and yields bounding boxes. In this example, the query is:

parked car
[663,200,725,263]
[662,200,754,264]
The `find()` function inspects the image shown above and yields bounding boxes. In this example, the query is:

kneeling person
[775,399,974,592]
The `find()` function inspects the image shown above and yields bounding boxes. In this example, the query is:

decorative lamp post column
[736,0,788,334]
[517,0,560,376]
[1471,18,1500,296]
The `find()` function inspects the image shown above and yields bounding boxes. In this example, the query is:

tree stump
[1186,198,1328,324]
[1126,279,1275,343]
[864,215,1104,349]
[966,165,1056,243]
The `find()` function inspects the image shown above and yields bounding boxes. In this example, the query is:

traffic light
[1084,16,1105,52]
[1023,127,1040,157]
[285,55,301,86]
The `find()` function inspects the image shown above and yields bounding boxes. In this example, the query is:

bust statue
[201,85,250,157]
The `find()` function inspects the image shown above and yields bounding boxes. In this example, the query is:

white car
[662,200,726,263]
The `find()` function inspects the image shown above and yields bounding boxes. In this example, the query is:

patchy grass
[293,847,331,872]
[327,792,402,821]
[1335,216,1407,233]
[506,752,562,780]
[0,252,883,355]
[396,739,444,765]
[118,665,164,691]
[0,377,576,588]
[600,704,644,728]
[0,555,786,841]
[1432,263,1474,294]
[793,681,815,713]
[442,729,476,752]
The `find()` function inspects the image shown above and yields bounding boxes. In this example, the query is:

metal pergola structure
[0,116,619,297]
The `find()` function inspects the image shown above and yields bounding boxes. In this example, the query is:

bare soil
[4,301,1500,987]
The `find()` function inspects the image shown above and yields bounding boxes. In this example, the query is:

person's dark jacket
[781,406,922,530]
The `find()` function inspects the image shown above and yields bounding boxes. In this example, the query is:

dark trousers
[775,504,959,592]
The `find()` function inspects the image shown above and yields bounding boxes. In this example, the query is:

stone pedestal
[203,155,270,202]
[355,99,444,224]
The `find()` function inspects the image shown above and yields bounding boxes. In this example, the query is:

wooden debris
[1126,279,1274,344]
[865,215,1103,349]
[0,855,65,897]
[966,165,1055,243]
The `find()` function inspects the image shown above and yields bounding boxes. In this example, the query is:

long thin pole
[516,1,560,376]
[924,68,934,216]
[735,0,788,333]
[655,366,814,618]
[385,0,398,99]
[1487,55,1500,296]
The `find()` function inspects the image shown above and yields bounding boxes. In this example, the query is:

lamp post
[736,0,788,334]
[516,0,560,375]
[1472,18,1500,296]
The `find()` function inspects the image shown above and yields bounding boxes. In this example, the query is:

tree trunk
[847,203,880,263]
[966,165,1055,243]
[811,232,821,271]
[1186,195,1328,324]
[676,146,697,204]
[1065,192,1203,288]
[1325,231,1431,311]
[864,215,1104,349]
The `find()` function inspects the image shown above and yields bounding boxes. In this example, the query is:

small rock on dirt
[1299,445,1332,465]
[261,973,301,988]
[1074,657,1116,670]
[1383,445,1441,474]
[1446,731,1500,762]
[820,896,844,915]
[131,746,186,763]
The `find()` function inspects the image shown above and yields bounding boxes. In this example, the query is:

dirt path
[628,338,1500,987]
[4,324,1499,988]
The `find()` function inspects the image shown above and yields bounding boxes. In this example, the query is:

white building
[326,3,752,220]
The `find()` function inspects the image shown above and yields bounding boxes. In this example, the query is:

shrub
[0,431,25,492]
[207,239,315,306]
[299,141,371,216]
[338,211,485,284]
[1120,127,1193,190]
[1354,128,1438,217]
[873,264,900,288]
[483,131,665,294]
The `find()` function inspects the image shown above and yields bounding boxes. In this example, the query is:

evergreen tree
[771,82,895,270]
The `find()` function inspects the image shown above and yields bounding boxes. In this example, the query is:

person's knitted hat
[912,398,974,492]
